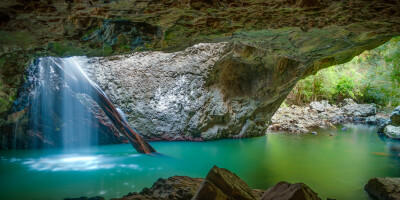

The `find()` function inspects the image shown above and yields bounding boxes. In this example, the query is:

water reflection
[1,125,400,200]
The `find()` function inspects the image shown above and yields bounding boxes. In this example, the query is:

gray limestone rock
[83,43,276,141]
[384,125,400,140]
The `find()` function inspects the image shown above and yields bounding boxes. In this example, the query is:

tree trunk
[50,57,156,154]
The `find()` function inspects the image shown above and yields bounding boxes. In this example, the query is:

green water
[1,124,399,200]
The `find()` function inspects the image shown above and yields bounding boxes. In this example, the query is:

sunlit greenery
[289,37,400,107]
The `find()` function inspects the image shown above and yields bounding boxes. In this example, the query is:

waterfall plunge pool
[1,124,400,200]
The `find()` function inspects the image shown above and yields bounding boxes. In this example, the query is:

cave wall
[0,0,400,144]
[82,42,304,140]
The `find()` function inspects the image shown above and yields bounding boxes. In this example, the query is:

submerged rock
[261,181,321,200]
[365,177,400,200]
[193,166,257,200]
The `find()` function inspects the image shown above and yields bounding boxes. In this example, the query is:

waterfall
[28,57,99,148]
[24,56,155,153]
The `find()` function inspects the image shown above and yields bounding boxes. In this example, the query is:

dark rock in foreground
[261,181,321,200]
[113,176,203,200]
[365,177,400,200]
[65,166,328,200]
[109,166,265,200]
[193,165,257,200]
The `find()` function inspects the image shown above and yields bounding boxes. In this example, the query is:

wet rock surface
[365,177,400,200]
[269,99,387,133]
[261,181,321,200]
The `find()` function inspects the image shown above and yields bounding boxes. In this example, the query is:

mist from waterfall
[28,57,101,149]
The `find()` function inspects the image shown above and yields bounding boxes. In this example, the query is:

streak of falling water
[60,57,95,148]
[12,120,18,149]
[29,57,101,149]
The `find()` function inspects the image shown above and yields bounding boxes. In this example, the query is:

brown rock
[261,181,321,200]
[193,165,257,200]
[113,176,203,200]
[364,177,400,200]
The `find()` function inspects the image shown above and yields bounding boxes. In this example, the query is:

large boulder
[390,106,400,126]
[193,166,257,200]
[365,177,400,200]
[113,166,264,200]
[113,176,204,200]
[384,125,400,140]
[310,101,326,113]
[377,106,400,138]
[341,102,376,117]
[261,181,321,200]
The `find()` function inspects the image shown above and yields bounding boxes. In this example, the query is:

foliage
[289,36,400,107]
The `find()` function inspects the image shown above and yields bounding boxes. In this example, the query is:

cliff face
[83,43,277,140]
[0,0,400,144]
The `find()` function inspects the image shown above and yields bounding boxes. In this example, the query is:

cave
[0,0,400,199]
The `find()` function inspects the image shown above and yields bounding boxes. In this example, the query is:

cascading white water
[60,57,98,148]
[29,57,100,148]
[15,55,154,153]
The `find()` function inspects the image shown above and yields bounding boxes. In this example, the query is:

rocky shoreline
[268,99,390,134]
[65,166,400,200]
